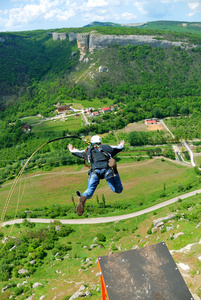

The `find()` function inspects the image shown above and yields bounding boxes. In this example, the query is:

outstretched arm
[68,144,86,158]
[118,140,125,147]
[111,140,125,150]
[108,140,125,156]
[68,144,74,152]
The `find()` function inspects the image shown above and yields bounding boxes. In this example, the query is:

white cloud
[0,0,200,31]
[134,2,147,15]
[188,2,201,17]
[0,10,9,15]
[85,0,109,8]
[83,11,110,21]
[134,0,176,19]
[2,0,76,29]
[56,8,76,21]
[121,12,137,20]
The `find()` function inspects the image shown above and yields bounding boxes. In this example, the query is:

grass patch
[32,116,83,132]
[71,97,114,110]
[1,158,200,220]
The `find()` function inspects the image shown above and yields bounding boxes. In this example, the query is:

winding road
[2,188,201,227]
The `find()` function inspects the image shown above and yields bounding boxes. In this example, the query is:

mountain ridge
[84,20,201,35]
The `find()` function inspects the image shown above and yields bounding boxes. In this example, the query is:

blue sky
[0,0,201,32]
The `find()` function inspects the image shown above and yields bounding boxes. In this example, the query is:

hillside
[1,25,201,190]
[142,20,201,35]
[1,188,201,299]
[1,26,201,119]
[85,20,201,35]
[0,24,201,299]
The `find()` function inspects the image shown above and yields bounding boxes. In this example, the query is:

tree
[102,194,106,208]
[152,107,163,118]
[180,105,189,115]
[71,195,76,208]
[96,195,99,206]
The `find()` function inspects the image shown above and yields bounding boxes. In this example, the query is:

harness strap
[82,148,90,168]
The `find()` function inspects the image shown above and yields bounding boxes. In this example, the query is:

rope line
[0,135,88,232]
[0,141,47,232]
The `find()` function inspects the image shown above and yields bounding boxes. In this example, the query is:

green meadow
[1,158,200,221]
[32,116,83,132]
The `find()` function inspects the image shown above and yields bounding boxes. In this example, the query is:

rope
[0,142,47,232]
[0,135,89,232]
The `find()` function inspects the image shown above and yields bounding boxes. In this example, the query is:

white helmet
[91,135,102,144]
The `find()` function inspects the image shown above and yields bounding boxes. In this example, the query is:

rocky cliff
[74,32,194,56]
[52,31,196,57]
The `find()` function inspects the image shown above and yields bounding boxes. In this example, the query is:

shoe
[76,195,86,216]
[76,190,81,198]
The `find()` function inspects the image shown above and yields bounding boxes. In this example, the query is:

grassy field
[194,155,201,167]
[0,193,201,300]
[20,116,42,125]
[1,126,201,299]
[0,158,199,220]
[71,98,114,110]
[32,115,83,132]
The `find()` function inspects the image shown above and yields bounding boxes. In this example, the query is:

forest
[1,25,201,182]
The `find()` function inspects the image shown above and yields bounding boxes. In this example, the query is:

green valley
[0,22,201,299]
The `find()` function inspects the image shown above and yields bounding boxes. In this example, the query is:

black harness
[82,146,112,180]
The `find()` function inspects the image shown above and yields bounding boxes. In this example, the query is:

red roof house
[102,107,111,114]
[145,119,157,125]
[92,111,99,116]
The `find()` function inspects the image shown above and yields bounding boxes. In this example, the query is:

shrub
[132,226,138,233]
[111,244,117,251]
[97,233,106,242]
[14,223,20,228]
[57,225,74,237]
[177,184,184,192]
[161,226,166,233]
[160,192,166,198]
[22,219,35,228]
[147,228,152,235]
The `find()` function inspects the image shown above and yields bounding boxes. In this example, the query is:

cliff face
[74,33,193,56]
[52,32,67,41]
[76,33,90,55]
[51,31,196,56]
[89,34,184,51]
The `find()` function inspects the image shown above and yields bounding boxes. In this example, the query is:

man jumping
[68,135,124,216]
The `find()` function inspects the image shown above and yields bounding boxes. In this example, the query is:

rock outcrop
[74,32,195,56]
[52,32,197,57]
[52,32,67,41]
[88,34,183,52]
[52,31,198,57]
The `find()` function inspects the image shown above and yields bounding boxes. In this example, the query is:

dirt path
[2,188,201,226]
